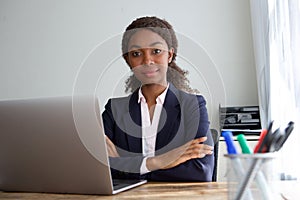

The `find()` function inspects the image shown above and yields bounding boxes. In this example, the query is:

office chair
[210,128,220,182]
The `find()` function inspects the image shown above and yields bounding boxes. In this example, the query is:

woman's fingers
[158,137,214,169]
[184,143,214,158]
[193,137,207,143]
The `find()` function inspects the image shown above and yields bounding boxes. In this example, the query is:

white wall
[0,0,258,130]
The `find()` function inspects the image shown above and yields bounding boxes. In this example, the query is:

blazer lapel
[123,91,143,153]
[155,84,181,151]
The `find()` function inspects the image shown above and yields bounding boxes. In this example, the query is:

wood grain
[0,182,228,200]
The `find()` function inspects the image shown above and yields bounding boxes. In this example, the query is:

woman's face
[126,29,174,86]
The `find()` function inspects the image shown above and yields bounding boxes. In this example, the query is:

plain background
[0,0,258,130]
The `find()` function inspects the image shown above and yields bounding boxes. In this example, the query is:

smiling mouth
[143,69,159,77]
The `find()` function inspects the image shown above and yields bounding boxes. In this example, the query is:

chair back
[210,128,220,181]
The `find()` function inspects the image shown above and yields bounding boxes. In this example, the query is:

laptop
[0,95,146,195]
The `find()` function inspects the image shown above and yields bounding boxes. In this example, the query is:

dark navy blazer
[102,84,214,181]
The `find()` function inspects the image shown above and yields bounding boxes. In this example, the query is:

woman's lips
[143,69,159,77]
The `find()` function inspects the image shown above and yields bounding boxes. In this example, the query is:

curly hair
[122,16,199,94]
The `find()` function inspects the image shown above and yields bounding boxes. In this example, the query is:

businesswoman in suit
[102,16,214,181]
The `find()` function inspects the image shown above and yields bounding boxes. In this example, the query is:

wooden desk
[0,182,228,200]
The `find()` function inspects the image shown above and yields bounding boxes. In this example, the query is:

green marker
[237,134,252,154]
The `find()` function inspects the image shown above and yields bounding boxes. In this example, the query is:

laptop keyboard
[112,179,142,190]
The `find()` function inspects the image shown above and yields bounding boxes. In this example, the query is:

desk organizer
[225,153,280,200]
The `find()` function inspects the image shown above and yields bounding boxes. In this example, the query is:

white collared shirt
[138,84,169,174]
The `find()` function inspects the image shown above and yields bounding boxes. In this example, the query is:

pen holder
[225,153,280,200]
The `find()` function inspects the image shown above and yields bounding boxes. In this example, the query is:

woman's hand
[146,137,213,171]
[105,136,120,157]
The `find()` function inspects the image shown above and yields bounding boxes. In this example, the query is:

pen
[222,131,253,200]
[257,121,274,153]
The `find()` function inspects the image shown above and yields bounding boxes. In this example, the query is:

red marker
[254,129,267,153]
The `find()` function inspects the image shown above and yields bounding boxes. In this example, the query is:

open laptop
[0,95,146,195]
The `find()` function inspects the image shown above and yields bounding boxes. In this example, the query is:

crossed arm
[106,135,213,172]
[103,93,215,180]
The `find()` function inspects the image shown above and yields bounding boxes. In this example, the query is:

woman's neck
[141,83,167,105]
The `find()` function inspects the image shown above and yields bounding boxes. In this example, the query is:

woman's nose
[142,52,154,65]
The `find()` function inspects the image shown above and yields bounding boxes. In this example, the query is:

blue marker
[222,131,238,154]
[222,131,253,200]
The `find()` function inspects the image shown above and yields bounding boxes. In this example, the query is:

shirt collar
[138,83,169,104]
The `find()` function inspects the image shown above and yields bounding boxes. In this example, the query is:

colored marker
[254,129,268,153]
[222,131,253,200]
[236,133,272,200]
[237,134,252,154]
[222,131,238,154]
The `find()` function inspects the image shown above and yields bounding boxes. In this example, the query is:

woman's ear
[168,48,175,63]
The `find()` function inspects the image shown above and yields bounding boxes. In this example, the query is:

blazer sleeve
[148,95,214,181]
[102,99,115,140]
[102,99,145,179]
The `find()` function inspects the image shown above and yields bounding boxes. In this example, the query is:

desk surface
[1,181,299,200]
[0,182,228,200]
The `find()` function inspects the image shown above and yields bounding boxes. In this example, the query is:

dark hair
[122,16,199,94]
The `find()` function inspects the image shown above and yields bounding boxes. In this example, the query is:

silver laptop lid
[0,95,115,194]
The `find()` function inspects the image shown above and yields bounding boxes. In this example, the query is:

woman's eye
[153,49,162,54]
[131,51,141,57]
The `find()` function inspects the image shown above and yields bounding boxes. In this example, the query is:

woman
[102,16,214,181]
